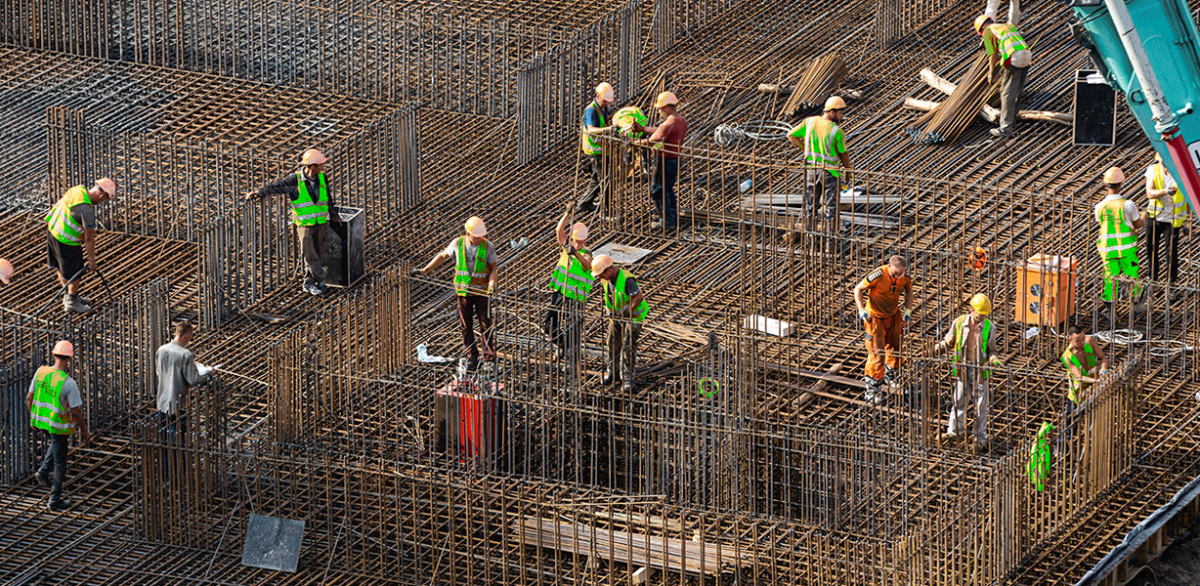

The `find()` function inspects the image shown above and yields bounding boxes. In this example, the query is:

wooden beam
[916,69,1072,126]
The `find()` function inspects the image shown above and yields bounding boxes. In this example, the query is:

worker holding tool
[930,294,1002,453]
[543,204,593,364]
[155,320,215,433]
[417,216,499,371]
[788,96,852,235]
[590,254,649,393]
[245,148,341,296]
[0,258,13,285]
[853,256,913,404]
[638,91,686,230]
[1094,167,1146,314]
[1060,324,1109,440]
[974,15,1032,138]
[46,178,117,313]
[1143,152,1187,288]
[27,340,91,512]
[578,82,619,214]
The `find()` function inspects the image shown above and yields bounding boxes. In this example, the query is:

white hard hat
[1103,167,1125,184]
[571,222,589,241]
[300,149,327,165]
[464,216,487,237]
[590,254,614,278]
[595,82,615,102]
[0,258,11,284]
[95,177,117,197]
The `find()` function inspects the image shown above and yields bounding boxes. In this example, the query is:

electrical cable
[1094,328,1189,357]
[713,120,795,147]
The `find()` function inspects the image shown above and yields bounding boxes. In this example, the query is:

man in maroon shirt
[641,91,687,230]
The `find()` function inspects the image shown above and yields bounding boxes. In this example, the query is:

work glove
[903,308,912,322]
[411,267,423,276]
[989,356,1003,367]
[487,286,495,296]
[860,310,872,324]
[567,244,577,256]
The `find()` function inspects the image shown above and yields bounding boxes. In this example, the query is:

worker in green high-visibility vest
[1028,422,1055,492]
[975,14,1032,138]
[418,216,499,372]
[578,82,620,214]
[930,293,1003,454]
[46,178,117,313]
[1143,152,1188,289]
[26,340,91,512]
[1059,324,1109,442]
[543,203,593,367]
[590,254,649,393]
[246,148,342,296]
[1094,167,1147,316]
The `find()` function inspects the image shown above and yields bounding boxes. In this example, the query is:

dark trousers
[457,295,494,360]
[999,65,1029,132]
[606,319,642,382]
[578,155,603,211]
[1145,220,1180,283]
[543,291,583,353]
[297,223,327,287]
[650,157,679,226]
[37,431,69,502]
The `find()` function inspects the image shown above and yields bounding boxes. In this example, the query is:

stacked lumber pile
[783,54,849,116]
[905,55,998,144]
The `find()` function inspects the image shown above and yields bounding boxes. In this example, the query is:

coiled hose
[713,120,795,147]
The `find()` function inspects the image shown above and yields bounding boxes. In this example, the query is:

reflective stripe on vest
[453,236,490,296]
[1097,199,1136,258]
[951,317,992,379]
[1148,164,1188,228]
[30,366,76,434]
[46,186,92,246]
[992,23,1029,63]
[603,269,649,322]
[580,102,607,156]
[292,172,330,226]
[1061,342,1098,404]
[549,247,593,302]
[798,117,841,174]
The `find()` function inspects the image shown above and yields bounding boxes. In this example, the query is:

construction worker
[155,320,213,433]
[639,91,687,230]
[1028,422,1055,492]
[543,204,593,363]
[788,96,852,234]
[246,148,342,296]
[1143,152,1187,287]
[418,216,498,371]
[931,294,1003,453]
[26,340,91,512]
[853,256,913,403]
[0,258,12,285]
[1060,324,1109,440]
[975,15,1032,138]
[590,254,649,392]
[1094,167,1146,313]
[578,82,618,214]
[46,178,117,313]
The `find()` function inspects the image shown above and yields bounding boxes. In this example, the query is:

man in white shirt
[155,320,212,432]
[1143,152,1186,286]
[1094,167,1146,314]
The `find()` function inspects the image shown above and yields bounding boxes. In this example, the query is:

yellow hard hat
[0,258,12,284]
[300,148,327,166]
[1103,167,1125,184]
[95,177,117,197]
[571,222,589,241]
[590,254,614,278]
[52,340,75,358]
[595,82,615,101]
[655,91,679,108]
[1154,151,1163,163]
[973,15,993,35]
[824,96,846,111]
[464,216,487,237]
[969,293,992,316]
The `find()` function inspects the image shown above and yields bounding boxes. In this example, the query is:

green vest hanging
[292,172,330,226]
[549,247,593,302]
[453,237,491,296]
[603,269,649,322]
[1061,342,1098,404]
[1027,422,1054,492]
[951,316,993,379]
[46,186,92,246]
[29,366,76,435]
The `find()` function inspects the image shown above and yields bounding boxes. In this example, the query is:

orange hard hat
[570,222,589,241]
[52,340,74,358]
[300,149,327,166]
[464,216,487,237]
[1103,167,1125,184]
[0,258,11,284]
[655,91,679,108]
[973,15,993,35]
[95,177,117,197]
[590,254,614,278]
[595,82,615,101]
[824,96,846,111]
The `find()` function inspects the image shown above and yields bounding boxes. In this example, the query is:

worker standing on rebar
[1060,324,1109,440]
[1143,152,1187,290]
[245,148,341,297]
[1094,167,1146,315]
[155,320,212,434]
[27,340,91,512]
[931,294,1002,453]
[974,15,1032,138]
[788,96,852,235]
[639,91,686,230]
[543,204,593,363]
[853,256,913,404]
[417,217,498,371]
[577,82,617,214]
[590,254,648,393]
[46,178,117,313]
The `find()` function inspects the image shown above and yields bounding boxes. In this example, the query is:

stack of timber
[905,54,998,144]
[782,54,849,116]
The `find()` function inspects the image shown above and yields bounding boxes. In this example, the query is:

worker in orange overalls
[853,256,913,403]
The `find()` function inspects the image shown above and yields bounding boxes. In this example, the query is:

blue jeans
[650,157,678,226]
[38,431,69,502]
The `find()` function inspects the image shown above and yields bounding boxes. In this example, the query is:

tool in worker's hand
[860,310,872,323]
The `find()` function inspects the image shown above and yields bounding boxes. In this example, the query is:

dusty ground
[1127,523,1200,586]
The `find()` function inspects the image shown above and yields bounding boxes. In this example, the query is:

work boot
[863,378,883,404]
[305,284,323,296]
[989,128,1013,138]
[622,380,634,393]
[972,439,991,455]
[940,432,960,447]
[62,294,91,314]
[47,497,72,513]
[602,372,617,386]
[36,470,50,488]
[466,356,480,371]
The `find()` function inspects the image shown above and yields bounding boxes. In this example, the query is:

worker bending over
[931,294,1002,453]
[543,204,593,368]
[639,91,687,230]
[788,96,852,235]
[1060,324,1109,439]
[246,149,342,296]
[46,178,117,313]
[975,15,1032,138]
[853,256,913,403]
[578,82,617,214]
[1143,152,1187,288]
[27,341,91,512]
[1094,167,1146,315]
[590,255,649,393]
[418,217,499,371]
[155,320,212,433]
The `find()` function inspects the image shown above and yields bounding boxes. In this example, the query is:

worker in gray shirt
[155,320,213,432]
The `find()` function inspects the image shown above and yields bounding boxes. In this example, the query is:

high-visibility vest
[453,236,491,297]
[46,186,92,246]
[602,269,649,322]
[29,366,76,435]
[1147,164,1187,228]
[1061,342,1098,404]
[989,23,1029,64]
[549,247,593,302]
[580,102,606,156]
[794,116,844,178]
[292,172,330,226]
[1027,422,1054,492]
[1096,198,1136,259]
[951,316,993,379]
